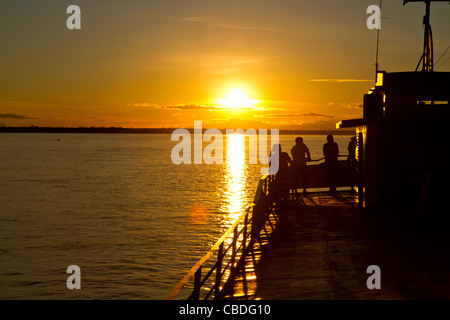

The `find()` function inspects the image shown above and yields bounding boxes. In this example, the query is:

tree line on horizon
[0,126,354,135]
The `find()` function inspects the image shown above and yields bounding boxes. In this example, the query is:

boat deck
[226,190,450,300]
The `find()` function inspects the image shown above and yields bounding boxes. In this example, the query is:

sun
[217,89,257,109]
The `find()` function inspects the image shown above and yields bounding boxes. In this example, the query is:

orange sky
[1,1,449,130]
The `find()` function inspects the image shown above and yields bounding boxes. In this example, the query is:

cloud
[0,113,39,119]
[127,102,277,112]
[298,112,335,118]
[327,101,363,109]
[159,104,220,110]
[345,103,363,109]
[127,103,155,107]
[127,102,215,110]
[309,79,372,83]
[256,112,335,119]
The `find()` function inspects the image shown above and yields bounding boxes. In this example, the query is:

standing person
[323,134,339,194]
[347,136,356,164]
[291,137,311,196]
[347,136,357,193]
[270,144,293,207]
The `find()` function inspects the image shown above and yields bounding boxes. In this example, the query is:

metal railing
[307,154,349,162]
[165,174,276,300]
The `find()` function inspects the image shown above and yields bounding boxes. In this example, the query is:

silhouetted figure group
[271,135,357,206]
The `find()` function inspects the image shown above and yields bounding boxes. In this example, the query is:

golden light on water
[188,203,209,225]
[221,133,258,295]
[222,134,248,222]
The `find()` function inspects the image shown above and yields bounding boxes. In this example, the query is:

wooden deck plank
[226,191,450,300]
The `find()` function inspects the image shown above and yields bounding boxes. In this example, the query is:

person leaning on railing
[269,144,292,208]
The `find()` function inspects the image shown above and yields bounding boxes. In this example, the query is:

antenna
[434,45,449,69]
[375,0,382,82]
[404,0,450,72]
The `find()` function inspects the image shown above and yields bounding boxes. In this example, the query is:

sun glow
[217,89,258,109]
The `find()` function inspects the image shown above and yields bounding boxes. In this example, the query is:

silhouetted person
[323,134,339,194]
[347,136,357,193]
[347,136,356,163]
[270,144,292,207]
[291,137,311,196]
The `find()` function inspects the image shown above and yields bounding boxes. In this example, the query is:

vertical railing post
[193,266,202,300]
[265,176,270,214]
[357,132,364,208]
[232,227,237,265]
[230,226,238,282]
[242,212,248,257]
[214,242,224,299]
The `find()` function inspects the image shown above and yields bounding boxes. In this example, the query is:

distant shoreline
[0,126,355,136]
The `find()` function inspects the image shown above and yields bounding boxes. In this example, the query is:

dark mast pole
[405,0,444,72]
[422,0,433,71]
[375,0,382,82]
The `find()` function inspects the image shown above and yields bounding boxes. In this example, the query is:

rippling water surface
[0,133,351,299]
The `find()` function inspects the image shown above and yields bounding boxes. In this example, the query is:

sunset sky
[1,0,449,130]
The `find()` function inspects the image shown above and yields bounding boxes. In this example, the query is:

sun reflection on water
[220,133,260,295]
[221,134,249,226]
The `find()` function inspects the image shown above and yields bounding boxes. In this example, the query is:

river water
[0,133,352,299]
